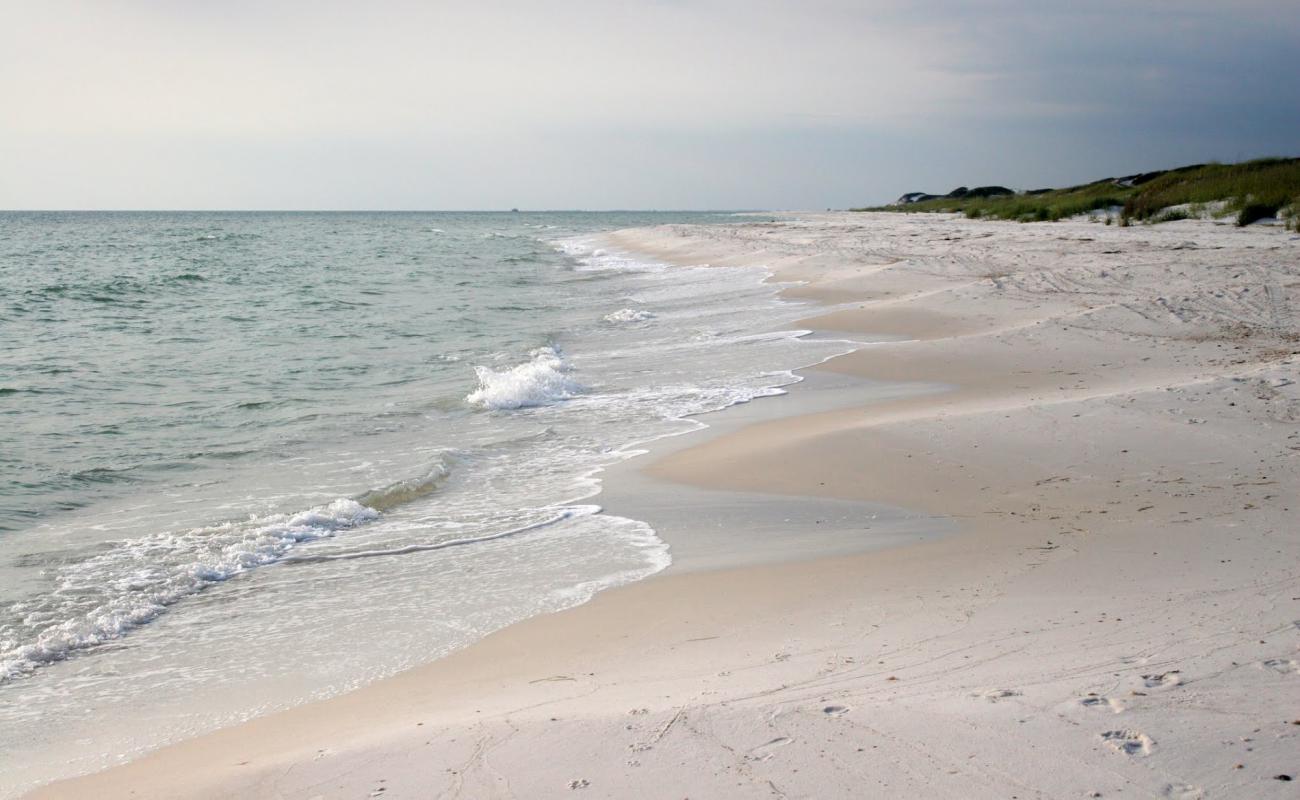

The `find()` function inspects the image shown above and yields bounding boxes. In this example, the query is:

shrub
[1281,201,1300,231]
[1237,203,1279,226]
[1151,208,1192,223]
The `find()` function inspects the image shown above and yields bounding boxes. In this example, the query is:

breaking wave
[465,347,584,410]
[0,499,380,682]
[602,308,655,324]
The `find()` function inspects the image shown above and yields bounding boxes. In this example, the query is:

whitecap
[465,347,583,410]
[602,308,655,324]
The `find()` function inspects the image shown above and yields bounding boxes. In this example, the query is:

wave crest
[465,347,583,410]
[602,308,655,324]
[357,462,452,512]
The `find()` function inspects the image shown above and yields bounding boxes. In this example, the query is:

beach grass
[858,157,1300,226]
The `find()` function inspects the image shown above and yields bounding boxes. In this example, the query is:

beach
[29,211,1300,799]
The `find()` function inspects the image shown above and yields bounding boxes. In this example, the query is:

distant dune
[868,156,1300,228]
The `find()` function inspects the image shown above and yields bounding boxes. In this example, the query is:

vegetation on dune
[857,157,1300,228]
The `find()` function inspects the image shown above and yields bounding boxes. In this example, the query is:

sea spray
[466,346,584,410]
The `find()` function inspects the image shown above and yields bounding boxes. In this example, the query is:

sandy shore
[31,213,1300,799]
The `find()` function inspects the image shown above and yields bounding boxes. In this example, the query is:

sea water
[0,211,845,794]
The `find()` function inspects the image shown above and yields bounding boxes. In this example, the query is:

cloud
[1,0,1295,208]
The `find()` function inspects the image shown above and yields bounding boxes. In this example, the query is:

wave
[0,498,379,682]
[356,462,453,512]
[553,238,667,273]
[602,308,655,324]
[0,452,467,682]
[465,347,583,410]
[192,232,261,243]
[285,504,597,564]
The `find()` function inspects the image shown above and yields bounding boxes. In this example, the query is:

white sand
[30,213,1300,799]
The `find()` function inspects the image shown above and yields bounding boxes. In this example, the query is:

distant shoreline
[859,156,1300,228]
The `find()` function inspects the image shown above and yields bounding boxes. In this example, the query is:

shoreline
[30,212,1300,799]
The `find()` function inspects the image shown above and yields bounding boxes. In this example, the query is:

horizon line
[0,208,792,214]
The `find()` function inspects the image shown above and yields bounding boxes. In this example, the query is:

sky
[2,0,1298,210]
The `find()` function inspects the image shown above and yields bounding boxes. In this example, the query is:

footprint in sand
[822,705,850,717]
[974,689,1022,703]
[1142,670,1183,689]
[1080,694,1126,713]
[747,736,793,761]
[1100,729,1154,756]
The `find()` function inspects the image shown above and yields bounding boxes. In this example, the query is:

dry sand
[30,213,1300,799]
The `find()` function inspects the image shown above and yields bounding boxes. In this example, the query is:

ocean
[0,211,842,793]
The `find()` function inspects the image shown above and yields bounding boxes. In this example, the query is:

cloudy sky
[3,0,1297,209]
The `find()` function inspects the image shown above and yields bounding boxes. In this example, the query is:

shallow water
[0,211,849,794]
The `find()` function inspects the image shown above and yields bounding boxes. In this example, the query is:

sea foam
[602,308,655,324]
[0,498,379,682]
[466,347,583,410]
